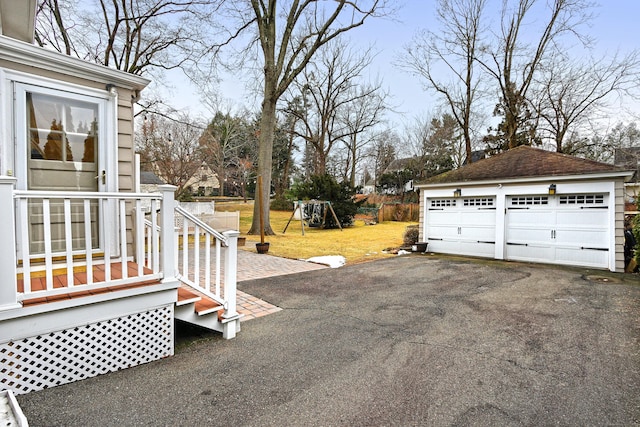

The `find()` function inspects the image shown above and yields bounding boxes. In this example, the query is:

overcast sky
[167,1,640,128]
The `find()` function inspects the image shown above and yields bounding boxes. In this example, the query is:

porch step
[177,285,224,318]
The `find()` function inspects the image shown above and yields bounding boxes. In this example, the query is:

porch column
[0,177,20,311]
[222,230,239,339]
[159,185,177,282]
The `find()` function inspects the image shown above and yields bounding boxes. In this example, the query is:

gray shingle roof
[420,146,628,185]
[140,171,165,185]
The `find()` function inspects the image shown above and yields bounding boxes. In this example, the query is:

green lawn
[214,200,416,264]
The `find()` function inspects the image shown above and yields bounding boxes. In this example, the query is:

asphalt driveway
[17,255,640,426]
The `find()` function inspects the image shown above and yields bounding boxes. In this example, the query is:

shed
[415,146,633,272]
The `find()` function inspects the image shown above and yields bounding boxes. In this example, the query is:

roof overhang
[0,0,36,43]
[415,170,635,190]
[0,35,150,91]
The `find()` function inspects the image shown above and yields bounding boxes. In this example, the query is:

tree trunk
[248,93,276,235]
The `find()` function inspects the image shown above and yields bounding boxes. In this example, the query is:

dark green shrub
[289,174,362,228]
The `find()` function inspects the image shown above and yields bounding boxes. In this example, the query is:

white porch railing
[12,189,168,301]
[0,178,239,338]
[173,206,239,322]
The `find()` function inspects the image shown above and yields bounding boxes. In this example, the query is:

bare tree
[401,0,486,163]
[137,113,203,198]
[341,84,388,187]
[533,51,640,154]
[36,0,217,76]
[226,0,390,235]
[284,39,386,181]
[478,0,594,151]
[199,110,252,197]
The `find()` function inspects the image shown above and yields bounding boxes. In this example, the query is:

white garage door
[426,197,496,257]
[505,194,609,269]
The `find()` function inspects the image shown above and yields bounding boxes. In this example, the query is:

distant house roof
[140,171,165,185]
[383,157,418,174]
[418,146,630,186]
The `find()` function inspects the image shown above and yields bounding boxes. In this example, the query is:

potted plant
[255,175,270,254]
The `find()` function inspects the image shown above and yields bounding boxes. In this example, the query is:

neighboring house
[415,146,633,272]
[0,1,240,396]
[184,162,220,196]
[139,170,166,193]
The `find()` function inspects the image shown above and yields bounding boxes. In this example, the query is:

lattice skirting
[0,305,174,395]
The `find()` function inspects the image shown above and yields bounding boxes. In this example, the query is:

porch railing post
[222,230,239,339]
[0,177,20,310]
[159,185,178,282]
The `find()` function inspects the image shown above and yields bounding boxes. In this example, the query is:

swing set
[283,200,343,235]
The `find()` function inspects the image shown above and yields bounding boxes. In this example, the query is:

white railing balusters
[18,197,31,294]
[119,199,127,280]
[102,198,111,282]
[135,198,144,277]
[150,199,159,274]
[42,199,53,291]
[63,199,74,288]
[194,223,200,286]
[215,238,221,296]
[14,191,164,301]
[83,198,93,286]
[11,187,239,338]
[204,233,211,296]
[173,206,238,329]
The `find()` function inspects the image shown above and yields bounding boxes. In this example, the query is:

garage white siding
[426,197,496,258]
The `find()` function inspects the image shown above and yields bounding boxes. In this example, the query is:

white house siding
[419,177,625,272]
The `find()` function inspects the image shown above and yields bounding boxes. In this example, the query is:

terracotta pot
[256,242,270,254]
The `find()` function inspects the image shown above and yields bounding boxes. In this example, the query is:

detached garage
[415,146,633,272]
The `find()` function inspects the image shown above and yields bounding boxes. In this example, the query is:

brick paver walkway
[186,241,328,321]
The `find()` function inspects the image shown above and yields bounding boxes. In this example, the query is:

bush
[270,195,291,211]
[403,225,419,246]
[289,174,362,228]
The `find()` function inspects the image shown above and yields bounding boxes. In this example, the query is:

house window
[559,194,604,205]
[28,92,98,163]
[510,196,549,206]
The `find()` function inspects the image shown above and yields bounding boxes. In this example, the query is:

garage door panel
[556,209,607,226]
[427,210,456,226]
[506,226,552,244]
[462,225,496,242]
[554,247,609,268]
[427,225,459,240]
[507,209,555,225]
[460,209,495,224]
[457,241,495,257]
[555,228,608,247]
[505,244,554,263]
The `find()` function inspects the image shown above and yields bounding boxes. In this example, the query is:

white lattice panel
[0,306,174,395]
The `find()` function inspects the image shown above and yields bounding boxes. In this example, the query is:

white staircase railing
[173,205,240,332]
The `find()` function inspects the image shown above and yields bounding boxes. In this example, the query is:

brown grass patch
[215,200,415,265]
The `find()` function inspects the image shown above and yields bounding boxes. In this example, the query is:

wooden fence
[377,203,419,222]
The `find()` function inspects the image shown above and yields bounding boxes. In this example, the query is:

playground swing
[283,200,343,235]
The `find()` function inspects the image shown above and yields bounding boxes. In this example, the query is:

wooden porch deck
[17,261,161,307]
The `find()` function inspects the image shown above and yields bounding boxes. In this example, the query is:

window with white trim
[463,198,494,207]
[510,196,549,206]
[558,194,604,205]
[430,199,456,207]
